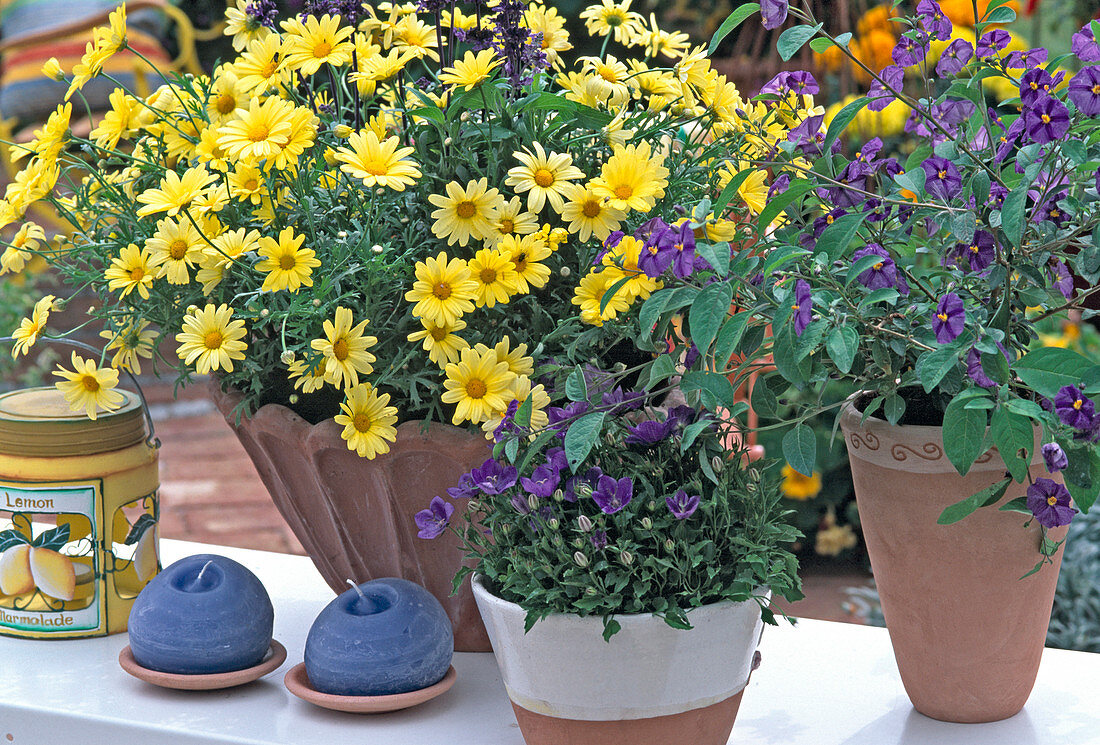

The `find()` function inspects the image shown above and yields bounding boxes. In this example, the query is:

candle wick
[196,560,214,585]
[346,579,367,601]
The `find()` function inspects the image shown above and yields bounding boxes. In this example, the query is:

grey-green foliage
[1047,508,1100,653]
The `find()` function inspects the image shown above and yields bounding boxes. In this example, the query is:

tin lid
[0,387,148,457]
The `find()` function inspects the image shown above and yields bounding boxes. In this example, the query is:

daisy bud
[585,586,597,596]
[664,538,675,552]
[572,538,584,549]
[560,266,571,278]
[648,500,657,512]
[401,216,410,224]
[186,304,198,313]
[444,137,453,146]
[371,244,383,253]
[748,468,761,481]
[42,57,64,81]
[260,308,269,317]
[280,350,295,365]
[86,305,96,314]
[641,517,652,530]
[712,455,724,473]
[573,551,589,568]
[288,394,299,405]
[552,534,563,547]
[337,231,348,239]
[619,550,633,566]
[746,482,758,493]
[312,299,321,307]
[333,124,353,138]
[577,514,593,532]
[553,489,564,502]
[548,518,559,530]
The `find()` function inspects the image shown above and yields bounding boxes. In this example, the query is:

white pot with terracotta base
[471,575,766,745]
[840,398,1067,724]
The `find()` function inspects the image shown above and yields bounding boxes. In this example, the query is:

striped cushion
[0,0,170,124]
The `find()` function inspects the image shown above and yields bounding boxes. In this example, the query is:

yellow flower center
[466,378,487,398]
[313,41,333,58]
[513,253,528,272]
[499,218,515,233]
[613,184,633,200]
[873,262,883,270]
[1093,84,1100,95]
[598,67,618,83]
[606,11,624,26]
[533,168,555,188]
[480,267,498,284]
[244,178,259,190]
[216,94,236,115]
[333,338,350,361]
[1047,495,1058,506]
[130,267,145,281]
[455,200,477,219]
[429,326,449,341]
[260,60,278,78]
[169,239,189,260]
[582,199,601,218]
[1074,399,1083,410]
[353,412,372,432]
[203,331,224,350]
[1041,114,1051,124]
[937,312,949,322]
[248,122,271,142]
[791,303,800,311]
[81,375,100,393]
[969,245,979,253]
[279,254,297,270]
[937,170,947,180]
[432,281,452,299]
[826,214,835,224]
[362,161,388,176]
[1029,82,1038,90]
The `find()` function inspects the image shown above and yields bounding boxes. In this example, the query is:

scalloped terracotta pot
[472,575,765,745]
[211,384,492,652]
[839,398,1067,723]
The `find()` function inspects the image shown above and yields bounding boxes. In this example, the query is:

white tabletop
[1,539,1098,745]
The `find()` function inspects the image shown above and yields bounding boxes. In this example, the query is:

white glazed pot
[472,575,767,745]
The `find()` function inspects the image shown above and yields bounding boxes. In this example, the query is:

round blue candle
[128,554,274,675]
[304,577,453,696]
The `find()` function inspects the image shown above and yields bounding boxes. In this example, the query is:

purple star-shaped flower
[922,157,962,201]
[548,401,590,434]
[793,279,812,336]
[976,29,1010,57]
[469,458,518,494]
[625,419,674,446]
[1042,442,1069,473]
[953,229,997,274]
[1072,23,1100,62]
[1048,259,1074,299]
[447,471,476,500]
[788,113,826,158]
[520,464,560,498]
[994,117,1025,164]
[1069,66,1100,116]
[1006,47,1047,68]
[669,222,698,279]
[666,489,701,519]
[932,292,965,343]
[1054,385,1095,430]
[853,244,900,291]
[917,0,952,40]
[415,496,454,539]
[592,475,633,514]
[1019,67,1057,108]
[936,38,973,76]
[1024,96,1070,144]
[639,229,676,278]
[892,33,930,67]
[564,466,603,503]
[1026,478,1077,528]
[868,65,904,112]
[760,0,788,30]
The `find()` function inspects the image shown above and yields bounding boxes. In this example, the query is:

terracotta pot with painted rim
[471,574,766,745]
[211,384,493,652]
[839,395,1067,724]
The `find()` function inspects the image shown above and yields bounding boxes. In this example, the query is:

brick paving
[147,380,871,623]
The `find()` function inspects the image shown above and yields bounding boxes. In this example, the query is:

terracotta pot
[839,398,1067,723]
[211,384,492,652]
[472,575,765,745]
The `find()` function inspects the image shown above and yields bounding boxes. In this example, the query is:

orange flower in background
[852,28,896,82]
[814,43,845,72]
[939,0,1019,27]
[857,5,896,37]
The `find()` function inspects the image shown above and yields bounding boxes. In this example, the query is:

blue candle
[305,577,453,696]
[128,554,274,675]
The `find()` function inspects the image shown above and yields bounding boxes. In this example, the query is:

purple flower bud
[414,496,454,539]
[590,529,608,549]
[666,489,701,519]
[932,292,965,344]
[760,0,788,30]
[1042,442,1069,473]
[1026,478,1076,528]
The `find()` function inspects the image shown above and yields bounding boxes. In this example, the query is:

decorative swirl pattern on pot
[846,432,881,451]
[890,443,943,462]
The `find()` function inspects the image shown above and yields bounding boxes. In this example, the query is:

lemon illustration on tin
[29,548,76,601]
[0,544,35,596]
[134,529,158,582]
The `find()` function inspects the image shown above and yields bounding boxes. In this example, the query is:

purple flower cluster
[639,220,706,279]
[489,0,547,87]
[246,0,278,28]
[300,0,361,23]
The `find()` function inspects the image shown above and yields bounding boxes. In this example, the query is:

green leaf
[776,24,823,61]
[942,396,987,476]
[938,477,1011,524]
[758,178,815,229]
[859,288,900,307]
[760,245,810,277]
[564,411,606,472]
[751,377,779,418]
[714,312,751,368]
[1014,347,1095,398]
[883,393,906,425]
[984,5,1016,23]
[565,365,588,402]
[782,424,816,477]
[713,169,753,217]
[646,354,677,390]
[1064,447,1100,513]
[846,253,886,286]
[809,37,834,53]
[681,371,735,411]
[709,2,760,53]
[601,618,622,642]
[1001,183,1029,247]
[680,419,714,452]
[823,96,871,153]
[998,497,1031,515]
[815,213,865,260]
[638,288,675,336]
[123,514,157,546]
[31,524,70,551]
[599,275,632,315]
[689,282,733,354]
[825,325,858,373]
[915,346,960,393]
[991,407,1032,482]
[0,529,30,553]
[695,241,731,277]
[1004,397,1046,421]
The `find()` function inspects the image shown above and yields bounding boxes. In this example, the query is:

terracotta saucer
[119,640,288,690]
[284,663,457,713]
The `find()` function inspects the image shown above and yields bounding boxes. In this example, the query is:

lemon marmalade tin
[0,386,160,639]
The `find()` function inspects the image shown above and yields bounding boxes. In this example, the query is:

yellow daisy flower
[335,383,399,459]
[53,352,125,420]
[780,464,822,500]
[438,49,502,91]
[404,252,479,326]
[228,163,266,204]
[428,178,505,247]
[100,319,156,375]
[135,166,217,218]
[674,45,712,90]
[10,295,55,358]
[65,42,111,101]
[500,234,551,293]
[558,182,626,242]
[218,96,294,163]
[486,196,539,246]
[441,347,517,425]
[602,235,660,301]
[310,306,378,390]
[280,14,355,75]
[234,34,286,93]
[522,4,572,69]
[288,357,329,393]
[589,141,669,213]
[481,375,551,439]
[0,222,45,275]
[13,103,71,163]
[577,55,633,106]
[474,336,534,377]
[631,12,689,59]
[268,104,318,173]
[572,269,630,326]
[718,163,769,215]
[206,68,251,125]
[176,303,249,374]
[407,317,469,368]
[195,124,231,172]
[505,142,586,213]
[352,48,416,86]
[94,3,128,58]
[580,0,644,43]
[255,226,321,293]
[105,243,160,299]
[224,0,272,51]
[90,89,140,149]
[334,130,421,190]
[146,217,205,285]
[393,14,440,62]
[468,248,521,308]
